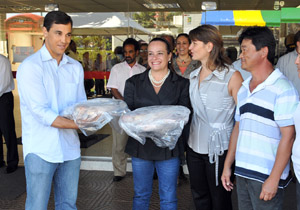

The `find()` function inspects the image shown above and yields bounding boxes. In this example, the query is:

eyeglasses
[140,50,148,53]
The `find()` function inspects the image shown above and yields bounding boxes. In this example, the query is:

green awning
[261,10,281,27]
[281,8,300,23]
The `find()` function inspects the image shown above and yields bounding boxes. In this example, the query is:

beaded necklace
[148,69,170,88]
[177,56,191,65]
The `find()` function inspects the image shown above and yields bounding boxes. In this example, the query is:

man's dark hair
[43,11,73,31]
[123,38,139,51]
[294,30,300,45]
[238,26,276,64]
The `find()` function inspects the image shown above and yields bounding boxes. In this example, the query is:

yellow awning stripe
[233,10,266,26]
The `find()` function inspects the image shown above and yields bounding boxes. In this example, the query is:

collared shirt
[0,54,14,97]
[234,68,298,188]
[276,49,300,94]
[188,66,236,154]
[17,45,87,163]
[65,50,79,61]
[106,61,145,97]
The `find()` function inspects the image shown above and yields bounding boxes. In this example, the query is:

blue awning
[201,11,234,25]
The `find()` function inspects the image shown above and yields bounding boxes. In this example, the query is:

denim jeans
[131,157,180,210]
[24,153,81,210]
[236,176,283,210]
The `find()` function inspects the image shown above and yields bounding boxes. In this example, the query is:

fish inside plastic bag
[119,105,190,150]
[61,98,129,136]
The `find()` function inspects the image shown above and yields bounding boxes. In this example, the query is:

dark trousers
[0,92,19,167]
[186,146,232,210]
[95,79,105,95]
[84,79,94,96]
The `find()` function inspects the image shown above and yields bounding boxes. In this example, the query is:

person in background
[82,51,94,97]
[138,42,148,68]
[292,51,300,210]
[187,25,243,210]
[0,54,19,174]
[106,38,145,182]
[124,37,191,209]
[226,47,238,63]
[171,33,199,182]
[17,11,86,210]
[173,33,199,79]
[276,30,300,94]
[93,53,106,96]
[65,40,78,60]
[161,34,176,59]
[110,46,123,68]
[222,26,298,210]
[284,33,296,54]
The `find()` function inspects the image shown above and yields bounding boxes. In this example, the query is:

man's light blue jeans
[131,156,180,210]
[24,153,81,210]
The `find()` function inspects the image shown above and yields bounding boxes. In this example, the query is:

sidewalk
[0,168,297,210]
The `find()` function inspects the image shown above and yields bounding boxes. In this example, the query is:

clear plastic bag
[119,105,190,150]
[61,98,129,136]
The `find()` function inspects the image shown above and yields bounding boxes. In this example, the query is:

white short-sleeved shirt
[106,61,145,97]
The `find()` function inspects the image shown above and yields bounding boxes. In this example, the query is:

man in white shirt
[276,30,300,94]
[107,38,145,182]
[0,54,19,174]
[17,11,86,210]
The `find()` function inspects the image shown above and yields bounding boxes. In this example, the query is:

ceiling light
[201,1,217,10]
[274,1,280,10]
[45,4,59,12]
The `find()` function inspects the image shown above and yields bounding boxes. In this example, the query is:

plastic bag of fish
[119,105,190,150]
[61,98,129,136]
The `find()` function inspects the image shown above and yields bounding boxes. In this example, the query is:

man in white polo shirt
[222,26,298,210]
[107,38,146,182]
